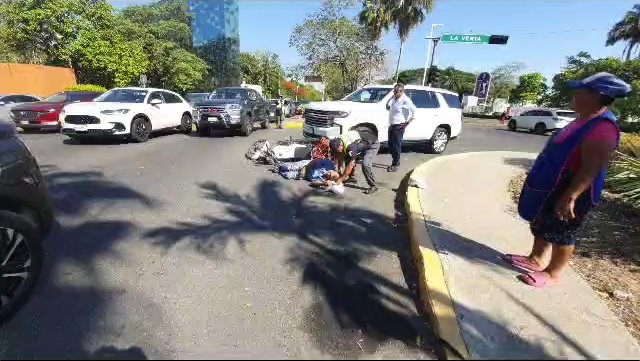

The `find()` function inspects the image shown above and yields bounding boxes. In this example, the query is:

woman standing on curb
[505,72,631,288]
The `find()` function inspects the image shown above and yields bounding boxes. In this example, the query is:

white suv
[61,87,194,143]
[508,108,576,135]
[302,84,462,153]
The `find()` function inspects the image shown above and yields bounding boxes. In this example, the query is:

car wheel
[180,114,193,134]
[240,115,252,137]
[427,127,450,154]
[130,117,151,143]
[0,210,43,324]
[534,123,546,135]
[508,119,517,131]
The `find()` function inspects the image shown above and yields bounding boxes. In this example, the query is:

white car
[302,84,462,153]
[61,87,194,142]
[508,108,576,135]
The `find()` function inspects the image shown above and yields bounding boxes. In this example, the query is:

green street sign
[440,34,490,44]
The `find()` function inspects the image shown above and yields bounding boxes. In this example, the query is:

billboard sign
[474,72,491,104]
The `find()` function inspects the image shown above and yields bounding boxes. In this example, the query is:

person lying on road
[275,158,339,185]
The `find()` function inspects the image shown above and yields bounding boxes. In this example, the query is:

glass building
[189,0,241,87]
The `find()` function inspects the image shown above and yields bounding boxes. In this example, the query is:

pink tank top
[554,110,618,172]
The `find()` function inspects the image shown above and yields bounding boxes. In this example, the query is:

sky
[109,0,636,82]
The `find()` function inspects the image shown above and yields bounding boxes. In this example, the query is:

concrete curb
[405,156,471,360]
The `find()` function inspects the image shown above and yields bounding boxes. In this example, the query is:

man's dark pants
[362,141,380,187]
[388,123,406,166]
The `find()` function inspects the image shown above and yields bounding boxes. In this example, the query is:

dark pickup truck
[193,87,270,137]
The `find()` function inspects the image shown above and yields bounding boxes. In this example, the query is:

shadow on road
[503,157,535,172]
[0,169,159,359]
[144,178,432,357]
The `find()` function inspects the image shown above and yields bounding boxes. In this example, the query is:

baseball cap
[567,72,631,99]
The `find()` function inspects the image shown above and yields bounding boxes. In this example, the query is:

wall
[0,63,77,97]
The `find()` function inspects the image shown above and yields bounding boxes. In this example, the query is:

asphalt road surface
[0,119,546,359]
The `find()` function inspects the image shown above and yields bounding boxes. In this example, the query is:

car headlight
[226,104,241,111]
[100,109,130,115]
[335,111,350,118]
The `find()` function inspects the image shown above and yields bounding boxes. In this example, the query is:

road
[0,119,546,359]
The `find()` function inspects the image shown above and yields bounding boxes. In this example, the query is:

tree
[510,73,547,105]
[70,28,148,88]
[150,42,208,91]
[0,0,114,66]
[489,62,525,104]
[606,4,640,60]
[546,52,640,122]
[239,51,285,98]
[359,0,434,81]
[290,0,386,99]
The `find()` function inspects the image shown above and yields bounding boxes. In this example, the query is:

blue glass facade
[189,0,240,87]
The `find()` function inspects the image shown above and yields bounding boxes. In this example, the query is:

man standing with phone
[386,83,417,172]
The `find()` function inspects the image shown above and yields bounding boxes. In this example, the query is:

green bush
[608,152,640,209]
[620,121,640,134]
[620,133,640,158]
[64,84,107,93]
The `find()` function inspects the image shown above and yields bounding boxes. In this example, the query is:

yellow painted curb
[283,122,303,129]
[406,159,471,360]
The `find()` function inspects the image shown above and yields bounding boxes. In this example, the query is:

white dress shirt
[388,94,417,125]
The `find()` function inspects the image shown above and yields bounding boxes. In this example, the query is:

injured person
[276,158,339,185]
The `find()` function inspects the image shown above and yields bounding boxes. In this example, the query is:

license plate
[207,116,220,123]
[303,124,314,134]
[20,121,29,125]
[270,112,275,116]
[76,125,87,131]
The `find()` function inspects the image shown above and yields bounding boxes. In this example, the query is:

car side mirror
[150,99,163,106]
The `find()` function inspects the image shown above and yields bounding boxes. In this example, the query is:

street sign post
[441,34,490,44]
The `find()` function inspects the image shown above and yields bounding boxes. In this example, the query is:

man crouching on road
[328,130,380,195]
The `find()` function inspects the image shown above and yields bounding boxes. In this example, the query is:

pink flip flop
[518,272,556,288]
[501,254,544,272]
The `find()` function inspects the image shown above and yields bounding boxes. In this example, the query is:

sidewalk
[406,151,640,359]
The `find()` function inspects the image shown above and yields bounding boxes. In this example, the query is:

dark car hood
[194,99,244,107]
[0,119,17,137]
[11,101,64,112]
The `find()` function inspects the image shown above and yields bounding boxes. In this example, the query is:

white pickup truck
[302,84,463,153]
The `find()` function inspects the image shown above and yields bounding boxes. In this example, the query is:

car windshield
[343,88,391,103]
[44,93,67,102]
[209,89,244,100]
[556,111,576,118]
[95,89,148,103]
[186,93,209,103]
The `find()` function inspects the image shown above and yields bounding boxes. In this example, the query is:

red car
[10,91,102,132]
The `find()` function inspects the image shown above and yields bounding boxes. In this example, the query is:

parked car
[0,119,53,323]
[61,87,194,143]
[302,84,462,154]
[0,94,42,122]
[294,101,310,116]
[193,87,270,137]
[10,91,101,132]
[508,108,576,135]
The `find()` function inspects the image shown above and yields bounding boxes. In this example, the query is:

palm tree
[359,0,434,82]
[606,4,640,60]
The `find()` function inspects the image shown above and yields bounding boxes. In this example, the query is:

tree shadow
[503,157,535,172]
[40,165,160,216]
[144,179,433,356]
[0,169,161,359]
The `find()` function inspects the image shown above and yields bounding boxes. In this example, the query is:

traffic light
[427,66,440,87]
[488,35,509,45]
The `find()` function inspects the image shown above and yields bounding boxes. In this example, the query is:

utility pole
[424,37,440,87]
[422,24,443,86]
